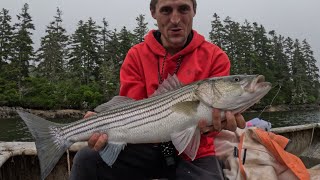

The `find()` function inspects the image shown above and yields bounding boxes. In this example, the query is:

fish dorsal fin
[170,101,200,116]
[99,142,127,166]
[94,96,135,113]
[170,126,201,160]
[151,74,183,97]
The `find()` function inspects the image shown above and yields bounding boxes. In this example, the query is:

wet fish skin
[17,74,271,180]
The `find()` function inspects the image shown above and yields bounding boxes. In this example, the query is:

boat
[1,123,320,180]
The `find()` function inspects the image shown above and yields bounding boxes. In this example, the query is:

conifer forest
[0,4,319,110]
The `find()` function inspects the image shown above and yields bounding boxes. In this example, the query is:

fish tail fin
[17,110,72,180]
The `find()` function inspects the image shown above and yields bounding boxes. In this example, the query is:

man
[70,0,246,179]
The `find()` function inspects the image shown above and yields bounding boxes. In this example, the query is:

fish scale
[17,74,272,180]
[61,85,195,139]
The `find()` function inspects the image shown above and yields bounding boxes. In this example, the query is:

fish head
[194,75,271,114]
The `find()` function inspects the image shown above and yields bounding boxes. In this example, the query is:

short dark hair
[150,0,197,13]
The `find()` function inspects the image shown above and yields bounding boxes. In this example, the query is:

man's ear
[151,9,156,19]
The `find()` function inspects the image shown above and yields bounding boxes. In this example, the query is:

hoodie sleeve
[209,48,231,77]
[119,48,148,100]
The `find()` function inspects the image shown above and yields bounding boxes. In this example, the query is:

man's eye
[179,6,190,13]
[160,8,171,14]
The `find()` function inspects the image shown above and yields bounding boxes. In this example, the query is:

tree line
[210,14,320,107]
[0,4,319,110]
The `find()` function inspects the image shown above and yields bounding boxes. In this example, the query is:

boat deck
[1,123,320,180]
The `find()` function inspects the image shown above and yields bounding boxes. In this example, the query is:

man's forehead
[156,0,193,8]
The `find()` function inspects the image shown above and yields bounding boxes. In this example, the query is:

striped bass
[17,74,271,180]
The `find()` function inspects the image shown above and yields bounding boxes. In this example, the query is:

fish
[17,74,271,180]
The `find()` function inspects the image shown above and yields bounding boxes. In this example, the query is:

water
[243,110,320,128]
[0,118,77,142]
[0,110,319,141]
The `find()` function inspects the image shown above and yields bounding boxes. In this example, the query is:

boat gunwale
[271,123,320,134]
[1,123,319,167]
[0,142,87,167]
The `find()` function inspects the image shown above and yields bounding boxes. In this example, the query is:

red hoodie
[119,30,230,159]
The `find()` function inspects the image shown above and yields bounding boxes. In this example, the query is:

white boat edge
[1,123,320,169]
[0,141,88,167]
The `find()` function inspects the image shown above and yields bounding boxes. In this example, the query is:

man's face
[151,0,195,51]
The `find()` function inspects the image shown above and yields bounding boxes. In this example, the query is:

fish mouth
[246,75,271,93]
[230,75,272,114]
[210,75,272,115]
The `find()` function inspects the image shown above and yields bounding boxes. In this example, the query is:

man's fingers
[93,134,108,151]
[84,111,96,119]
[235,113,246,129]
[212,109,221,131]
[225,111,237,132]
[88,132,100,148]
[221,120,227,130]
[198,119,207,129]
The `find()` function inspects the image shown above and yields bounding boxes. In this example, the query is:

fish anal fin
[99,142,126,166]
[171,126,200,160]
[183,128,201,160]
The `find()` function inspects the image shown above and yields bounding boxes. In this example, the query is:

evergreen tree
[68,18,101,85]
[291,39,309,104]
[301,39,319,82]
[209,13,225,49]
[36,8,69,82]
[301,39,320,102]
[268,31,292,104]
[133,14,148,44]
[0,8,14,72]
[9,3,35,100]
[284,37,294,74]
[238,20,255,74]
[106,29,120,68]
[97,18,117,100]
[118,26,134,64]
[222,16,242,73]
[99,18,112,61]
[107,27,134,94]
[0,8,16,105]
[251,22,273,77]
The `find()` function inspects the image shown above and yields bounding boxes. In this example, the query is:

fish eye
[234,77,240,82]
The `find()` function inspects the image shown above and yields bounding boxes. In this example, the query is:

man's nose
[170,10,181,25]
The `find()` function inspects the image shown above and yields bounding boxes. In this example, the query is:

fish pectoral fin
[170,101,200,116]
[171,126,201,160]
[99,142,126,166]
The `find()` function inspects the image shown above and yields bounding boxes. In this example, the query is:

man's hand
[198,109,246,135]
[84,111,108,151]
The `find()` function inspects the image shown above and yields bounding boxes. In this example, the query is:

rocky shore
[0,106,86,119]
[0,104,319,119]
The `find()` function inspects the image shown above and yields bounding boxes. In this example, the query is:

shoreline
[0,106,86,119]
[0,104,319,119]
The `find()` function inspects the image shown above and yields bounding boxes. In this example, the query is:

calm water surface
[0,118,76,142]
[0,110,319,141]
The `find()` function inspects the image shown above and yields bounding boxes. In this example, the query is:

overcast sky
[1,0,319,68]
